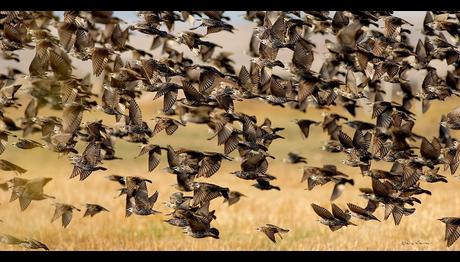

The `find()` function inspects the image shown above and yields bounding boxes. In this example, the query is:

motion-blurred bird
[257,224,289,243]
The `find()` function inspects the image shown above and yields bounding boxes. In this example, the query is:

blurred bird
[257,224,289,243]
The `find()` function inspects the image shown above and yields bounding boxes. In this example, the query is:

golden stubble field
[1,92,460,251]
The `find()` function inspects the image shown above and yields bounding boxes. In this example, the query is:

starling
[223,191,246,206]
[292,119,320,139]
[347,201,380,222]
[0,159,27,174]
[83,203,110,217]
[311,203,357,231]
[256,224,289,243]
[438,217,460,247]
[284,152,307,164]
[191,182,229,207]
[51,203,81,228]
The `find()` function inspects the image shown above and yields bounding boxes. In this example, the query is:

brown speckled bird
[257,224,289,243]
[51,203,81,228]
[83,203,110,217]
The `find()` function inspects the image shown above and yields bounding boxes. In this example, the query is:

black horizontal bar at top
[2,0,460,11]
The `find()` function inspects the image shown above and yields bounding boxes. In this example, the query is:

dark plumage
[284,152,307,164]
[257,224,289,243]
[223,191,246,206]
[69,141,107,181]
[83,203,109,217]
[293,119,320,139]
[135,144,166,172]
[252,177,280,191]
[191,182,229,207]
[311,203,357,231]
[51,203,81,228]
[438,217,460,247]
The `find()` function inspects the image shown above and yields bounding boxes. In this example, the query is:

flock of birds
[0,11,460,250]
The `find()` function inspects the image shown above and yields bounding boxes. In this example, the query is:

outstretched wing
[311,203,334,220]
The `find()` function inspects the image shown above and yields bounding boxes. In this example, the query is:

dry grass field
[1,96,460,251]
[1,11,460,251]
